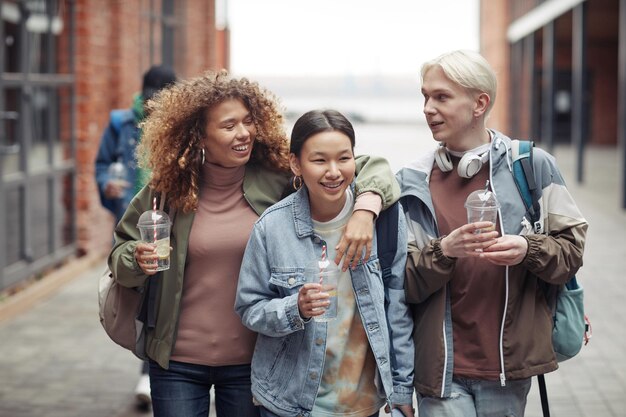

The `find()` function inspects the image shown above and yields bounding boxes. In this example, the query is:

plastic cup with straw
[465,180,500,234]
[137,197,172,271]
[309,240,339,322]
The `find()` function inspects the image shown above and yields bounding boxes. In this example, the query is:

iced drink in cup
[465,188,500,233]
[107,161,129,191]
[305,262,340,322]
[137,209,171,271]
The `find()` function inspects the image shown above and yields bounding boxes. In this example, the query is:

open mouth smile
[232,144,250,152]
[320,180,344,191]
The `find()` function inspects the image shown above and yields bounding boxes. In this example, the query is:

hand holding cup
[137,209,171,272]
[298,283,331,319]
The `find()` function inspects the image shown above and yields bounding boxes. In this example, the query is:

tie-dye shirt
[311,190,385,417]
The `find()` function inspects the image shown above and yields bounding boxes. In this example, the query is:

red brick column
[480,0,511,132]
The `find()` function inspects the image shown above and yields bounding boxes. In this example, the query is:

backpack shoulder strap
[511,139,541,231]
[109,109,134,135]
[376,201,400,280]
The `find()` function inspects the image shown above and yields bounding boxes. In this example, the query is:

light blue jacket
[235,186,414,417]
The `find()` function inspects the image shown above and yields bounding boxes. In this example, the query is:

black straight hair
[289,109,355,156]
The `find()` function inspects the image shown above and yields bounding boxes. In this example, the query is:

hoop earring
[201,148,205,165]
[292,175,303,190]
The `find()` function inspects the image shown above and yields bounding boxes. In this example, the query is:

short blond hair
[421,50,497,116]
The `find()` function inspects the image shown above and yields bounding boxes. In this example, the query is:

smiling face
[203,98,256,167]
[289,130,356,222]
[421,65,489,151]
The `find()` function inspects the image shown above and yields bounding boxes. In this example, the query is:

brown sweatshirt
[429,157,507,380]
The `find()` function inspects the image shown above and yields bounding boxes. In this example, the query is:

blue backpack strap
[511,140,541,230]
[109,109,134,135]
[376,202,400,279]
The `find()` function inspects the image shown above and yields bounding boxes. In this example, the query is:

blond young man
[396,50,587,417]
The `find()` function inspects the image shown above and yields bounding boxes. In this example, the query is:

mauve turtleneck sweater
[170,162,259,366]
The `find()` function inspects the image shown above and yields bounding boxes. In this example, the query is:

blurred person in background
[95,64,177,410]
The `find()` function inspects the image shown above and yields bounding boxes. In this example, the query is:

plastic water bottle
[107,161,127,182]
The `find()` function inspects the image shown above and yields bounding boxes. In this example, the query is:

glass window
[2,0,66,73]
[56,172,74,247]
[29,86,53,172]
[53,86,71,163]
[4,186,22,265]
[2,1,21,73]
[31,177,49,259]
[1,87,20,175]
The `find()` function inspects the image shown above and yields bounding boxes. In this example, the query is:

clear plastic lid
[137,210,171,228]
[464,189,500,210]
[107,161,127,180]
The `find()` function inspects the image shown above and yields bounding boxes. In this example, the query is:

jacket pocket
[253,337,288,382]
[269,269,307,297]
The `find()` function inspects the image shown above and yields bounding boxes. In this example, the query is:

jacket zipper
[441,320,448,397]
[499,265,509,387]
[490,141,508,387]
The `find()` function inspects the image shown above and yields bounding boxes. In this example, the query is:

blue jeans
[259,407,379,417]
[149,360,259,417]
[417,377,532,417]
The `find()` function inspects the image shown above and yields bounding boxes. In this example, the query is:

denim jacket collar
[291,182,357,239]
[292,186,314,238]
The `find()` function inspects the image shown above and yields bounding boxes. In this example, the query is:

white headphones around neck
[435,143,490,179]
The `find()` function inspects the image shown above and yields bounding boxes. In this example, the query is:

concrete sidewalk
[521,145,626,417]
[0,144,624,417]
[0,259,147,417]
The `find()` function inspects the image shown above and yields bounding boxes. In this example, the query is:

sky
[222,0,480,77]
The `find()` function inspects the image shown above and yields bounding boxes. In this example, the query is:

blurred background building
[0,0,227,292]
[479,0,625,205]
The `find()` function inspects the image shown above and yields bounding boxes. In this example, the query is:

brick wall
[480,0,511,132]
[181,1,216,77]
[73,0,219,256]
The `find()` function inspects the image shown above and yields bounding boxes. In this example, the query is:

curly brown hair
[136,70,290,213]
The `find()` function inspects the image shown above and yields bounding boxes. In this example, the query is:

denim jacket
[95,109,139,221]
[235,186,414,417]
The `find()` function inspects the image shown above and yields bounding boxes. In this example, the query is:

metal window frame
[0,0,76,291]
[620,0,626,208]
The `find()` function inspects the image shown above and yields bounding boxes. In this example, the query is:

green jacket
[109,156,400,368]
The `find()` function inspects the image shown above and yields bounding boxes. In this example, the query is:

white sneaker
[134,374,151,406]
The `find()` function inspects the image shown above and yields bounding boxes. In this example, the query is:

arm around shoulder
[354,154,400,209]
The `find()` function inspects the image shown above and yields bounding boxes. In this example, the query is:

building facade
[479,0,625,206]
[0,0,227,292]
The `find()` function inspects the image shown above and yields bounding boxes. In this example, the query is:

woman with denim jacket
[235,109,414,417]
[109,73,401,417]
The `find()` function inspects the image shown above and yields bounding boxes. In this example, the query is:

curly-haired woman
[108,71,400,417]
